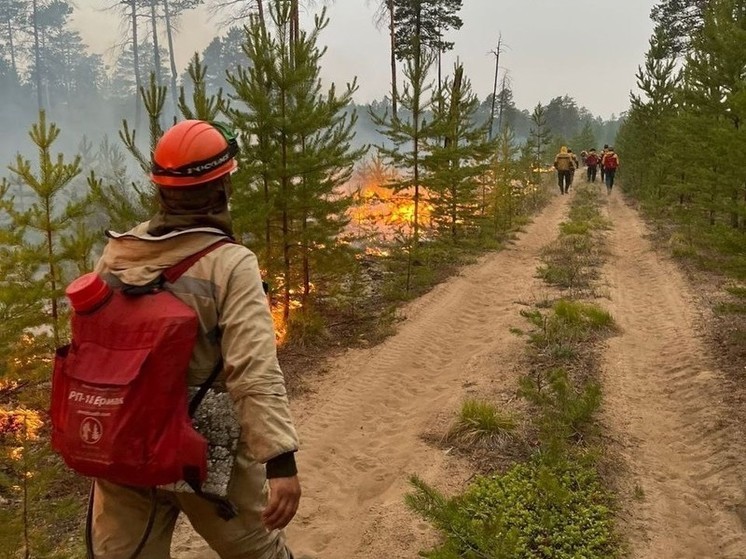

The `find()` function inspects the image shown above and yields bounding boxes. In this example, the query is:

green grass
[406,454,619,559]
[714,301,746,314]
[521,300,615,351]
[560,220,591,236]
[446,399,517,446]
[553,299,615,331]
[538,234,599,290]
[725,285,746,299]
[519,368,602,448]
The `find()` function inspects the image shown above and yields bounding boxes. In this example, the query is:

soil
[172,187,746,559]
[599,193,746,559]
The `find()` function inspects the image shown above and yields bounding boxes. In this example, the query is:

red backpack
[604,154,619,170]
[586,153,599,166]
[51,241,229,489]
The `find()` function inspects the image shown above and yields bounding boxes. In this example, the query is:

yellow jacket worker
[554,146,575,195]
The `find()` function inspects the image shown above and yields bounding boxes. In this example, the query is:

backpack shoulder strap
[162,238,236,284]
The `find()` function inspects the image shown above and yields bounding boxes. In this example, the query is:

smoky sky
[73,0,657,118]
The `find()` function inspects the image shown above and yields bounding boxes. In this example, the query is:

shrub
[519,369,602,448]
[446,399,517,447]
[521,300,614,351]
[725,285,746,299]
[559,220,591,236]
[406,455,618,559]
[553,300,614,332]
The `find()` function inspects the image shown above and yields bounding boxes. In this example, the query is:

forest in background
[0,0,621,163]
[618,0,746,279]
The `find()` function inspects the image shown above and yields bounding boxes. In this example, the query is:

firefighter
[553,146,575,195]
[602,146,620,193]
[599,144,609,183]
[91,120,301,559]
[585,148,600,183]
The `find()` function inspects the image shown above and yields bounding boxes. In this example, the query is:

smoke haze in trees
[2,0,638,172]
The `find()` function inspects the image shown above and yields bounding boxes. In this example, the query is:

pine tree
[424,64,494,240]
[7,111,86,347]
[393,0,463,60]
[527,103,552,180]
[489,126,522,235]
[372,36,436,292]
[227,1,363,328]
[651,0,708,58]
[0,114,89,558]
[617,28,680,202]
[681,0,746,230]
[618,0,746,273]
[571,121,596,152]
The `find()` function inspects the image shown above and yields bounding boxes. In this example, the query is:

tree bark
[7,18,17,79]
[256,0,265,27]
[488,38,502,141]
[130,0,143,126]
[149,0,163,86]
[32,0,43,112]
[163,0,179,118]
[387,0,397,116]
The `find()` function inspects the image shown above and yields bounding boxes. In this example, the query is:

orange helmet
[150,120,239,188]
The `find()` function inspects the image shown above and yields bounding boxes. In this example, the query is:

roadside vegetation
[408,184,621,559]
[616,0,746,377]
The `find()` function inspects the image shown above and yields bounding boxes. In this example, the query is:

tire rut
[173,191,570,559]
[600,193,746,559]
[284,193,569,558]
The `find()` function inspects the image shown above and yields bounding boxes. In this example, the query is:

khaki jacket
[554,153,575,171]
[94,223,299,465]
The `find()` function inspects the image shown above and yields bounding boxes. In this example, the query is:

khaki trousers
[91,446,289,559]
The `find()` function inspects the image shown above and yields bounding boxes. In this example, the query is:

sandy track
[283,193,569,558]
[172,191,570,558]
[601,193,746,558]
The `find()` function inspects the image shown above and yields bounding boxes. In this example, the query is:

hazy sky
[72,1,658,119]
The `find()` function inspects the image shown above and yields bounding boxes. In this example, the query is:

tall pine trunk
[387,0,397,115]
[256,0,265,27]
[290,0,299,49]
[488,37,502,140]
[44,197,59,347]
[32,0,42,112]
[163,0,179,117]
[7,19,17,79]
[412,4,422,248]
[130,0,143,126]
[301,138,311,306]
[149,0,163,86]
[497,72,507,133]
[280,41,291,324]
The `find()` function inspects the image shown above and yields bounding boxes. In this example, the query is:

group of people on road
[553,144,620,195]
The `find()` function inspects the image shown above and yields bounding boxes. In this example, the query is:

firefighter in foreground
[91,120,301,559]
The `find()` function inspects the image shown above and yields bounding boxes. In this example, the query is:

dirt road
[173,192,570,558]
[601,194,746,559]
[174,187,746,559]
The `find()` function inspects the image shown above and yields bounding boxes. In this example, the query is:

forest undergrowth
[407,184,623,559]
